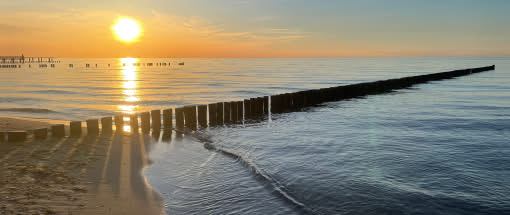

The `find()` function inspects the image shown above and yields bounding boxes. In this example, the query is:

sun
[112,18,141,42]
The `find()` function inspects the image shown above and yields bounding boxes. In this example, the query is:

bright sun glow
[113,18,141,42]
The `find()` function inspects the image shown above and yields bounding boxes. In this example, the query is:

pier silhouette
[0,55,57,64]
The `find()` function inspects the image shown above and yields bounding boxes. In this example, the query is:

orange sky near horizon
[1,1,509,58]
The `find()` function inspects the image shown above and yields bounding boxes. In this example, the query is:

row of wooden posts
[0,65,20,68]
[0,65,495,142]
[80,62,184,68]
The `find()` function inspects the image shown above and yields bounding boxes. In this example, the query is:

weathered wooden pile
[0,65,495,142]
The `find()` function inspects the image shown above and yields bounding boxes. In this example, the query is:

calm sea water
[1,57,509,214]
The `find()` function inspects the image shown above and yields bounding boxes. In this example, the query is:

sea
[1,57,509,214]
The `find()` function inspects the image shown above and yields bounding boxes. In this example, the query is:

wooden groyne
[0,65,495,142]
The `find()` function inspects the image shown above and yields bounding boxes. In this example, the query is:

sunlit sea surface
[1,57,509,214]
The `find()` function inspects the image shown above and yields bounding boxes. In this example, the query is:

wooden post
[244,99,251,119]
[302,91,309,107]
[70,121,82,136]
[278,94,286,113]
[184,106,197,130]
[0,132,3,142]
[231,101,238,122]
[130,114,139,132]
[216,102,224,125]
[251,98,259,117]
[208,103,217,126]
[197,105,208,128]
[114,115,123,132]
[175,107,184,131]
[162,129,172,141]
[263,96,269,114]
[101,117,113,133]
[236,101,243,122]
[224,102,231,124]
[191,106,197,130]
[287,93,295,111]
[270,95,281,113]
[34,128,48,139]
[312,90,321,105]
[7,131,26,142]
[256,97,264,116]
[52,124,65,137]
[87,119,99,135]
[163,109,172,130]
[249,98,257,117]
[151,110,161,131]
[293,92,303,109]
[141,112,151,133]
[283,93,291,112]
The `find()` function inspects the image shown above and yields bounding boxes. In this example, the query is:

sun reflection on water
[118,58,139,132]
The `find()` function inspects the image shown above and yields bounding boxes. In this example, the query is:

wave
[24,90,78,94]
[189,131,316,214]
[0,108,57,113]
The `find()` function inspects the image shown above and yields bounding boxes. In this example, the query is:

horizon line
[4,55,508,59]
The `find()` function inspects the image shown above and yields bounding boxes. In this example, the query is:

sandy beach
[0,116,165,214]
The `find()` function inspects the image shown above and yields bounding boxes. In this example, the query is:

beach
[0,117,165,214]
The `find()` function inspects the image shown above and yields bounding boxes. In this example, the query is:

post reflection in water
[118,58,139,132]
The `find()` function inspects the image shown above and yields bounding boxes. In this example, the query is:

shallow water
[2,57,510,214]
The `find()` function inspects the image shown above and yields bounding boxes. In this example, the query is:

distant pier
[0,55,58,64]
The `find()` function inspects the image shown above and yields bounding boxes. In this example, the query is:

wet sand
[0,116,63,131]
[0,117,165,214]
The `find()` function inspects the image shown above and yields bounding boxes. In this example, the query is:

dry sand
[0,117,165,215]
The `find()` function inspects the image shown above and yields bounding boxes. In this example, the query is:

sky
[1,0,509,58]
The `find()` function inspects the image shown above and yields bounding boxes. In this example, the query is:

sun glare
[113,18,141,42]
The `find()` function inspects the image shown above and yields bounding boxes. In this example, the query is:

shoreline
[0,115,68,132]
[0,116,165,214]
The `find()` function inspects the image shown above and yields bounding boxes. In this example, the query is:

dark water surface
[1,57,509,214]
